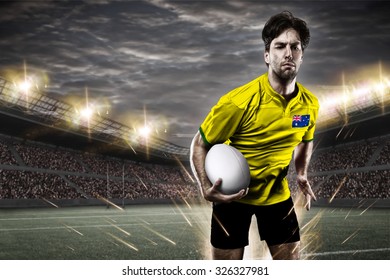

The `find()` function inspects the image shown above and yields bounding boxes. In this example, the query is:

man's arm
[294,141,317,210]
[190,131,248,203]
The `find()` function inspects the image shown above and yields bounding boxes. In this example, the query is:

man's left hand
[297,174,316,210]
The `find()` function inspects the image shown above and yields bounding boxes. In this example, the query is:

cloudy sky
[0,0,389,147]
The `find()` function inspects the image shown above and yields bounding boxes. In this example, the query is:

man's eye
[292,45,301,51]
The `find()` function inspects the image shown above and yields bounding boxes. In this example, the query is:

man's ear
[264,51,270,64]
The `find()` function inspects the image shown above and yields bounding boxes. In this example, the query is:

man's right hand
[203,178,248,203]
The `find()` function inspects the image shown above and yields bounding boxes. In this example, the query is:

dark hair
[262,11,310,51]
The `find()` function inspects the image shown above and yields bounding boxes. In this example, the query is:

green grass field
[0,204,388,260]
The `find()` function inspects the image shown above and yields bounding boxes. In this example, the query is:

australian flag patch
[292,115,310,128]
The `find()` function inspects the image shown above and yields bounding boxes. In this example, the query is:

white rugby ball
[205,144,250,195]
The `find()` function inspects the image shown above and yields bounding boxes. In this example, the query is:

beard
[272,66,298,84]
[269,59,300,85]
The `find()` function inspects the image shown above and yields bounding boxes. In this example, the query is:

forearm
[294,141,313,176]
[190,131,212,197]
[294,141,316,210]
[190,131,248,203]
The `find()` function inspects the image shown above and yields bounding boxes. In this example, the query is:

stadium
[0,68,389,261]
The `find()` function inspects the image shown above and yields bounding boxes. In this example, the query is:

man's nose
[285,46,292,59]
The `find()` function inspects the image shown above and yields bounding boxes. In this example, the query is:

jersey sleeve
[302,104,320,142]
[302,122,316,142]
[199,94,245,146]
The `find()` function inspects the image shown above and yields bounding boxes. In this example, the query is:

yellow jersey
[199,73,319,206]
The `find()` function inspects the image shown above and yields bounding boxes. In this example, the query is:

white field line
[303,247,390,257]
[0,221,207,232]
[0,208,386,222]
[0,210,205,221]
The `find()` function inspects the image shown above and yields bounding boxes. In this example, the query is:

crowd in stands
[0,139,17,165]
[288,172,389,200]
[375,140,390,165]
[13,141,86,173]
[0,134,198,201]
[64,175,198,200]
[314,170,390,199]
[0,133,389,201]
[309,140,379,172]
[0,170,81,199]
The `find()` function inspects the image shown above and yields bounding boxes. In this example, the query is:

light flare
[341,229,360,244]
[180,196,192,209]
[104,219,131,236]
[142,224,176,245]
[329,175,348,203]
[138,218,151,225]
[212,213,229,237]
[174,155,195,183]
[95,193,124,211]
[66,246,75,251]
[139,125,151,138]
[133,173,148,190]
[63,224,84,236]
[359,199,378,215]
[19,79,32,93]
[316,62,390,128]
[171,200,193,227]
[80,106,93,120]
[41,198,59,208]
[142,237,158,246]
[295,208,324,259]
[345,208,353,220]
[106,232,139,251]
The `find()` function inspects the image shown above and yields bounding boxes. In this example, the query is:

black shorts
[211,197,300,249]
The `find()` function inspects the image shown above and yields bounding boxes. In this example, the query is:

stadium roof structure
[315,81,390,132]
[0,76,189,162]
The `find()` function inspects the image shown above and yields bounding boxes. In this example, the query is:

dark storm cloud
[0,0,389,147]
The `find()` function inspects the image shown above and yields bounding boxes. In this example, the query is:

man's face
[264,28,303,82]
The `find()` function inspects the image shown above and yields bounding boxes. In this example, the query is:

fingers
[304,194,311,211]
[214,178,222,187]
[303,185,317,202]
[204,178,248,203]
[225,187,249,201]
[297,176,316,211]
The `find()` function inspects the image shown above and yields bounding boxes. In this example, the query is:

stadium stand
[0,169,82,199]
[0,130,389,206]
[0,133,200,204]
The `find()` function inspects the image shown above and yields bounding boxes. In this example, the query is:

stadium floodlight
[375,82,385,92]
[18,79,32,93]
[80,106,93,121]
[139,125,151,138]
[0,73,191,158]
[317,70,390,128]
